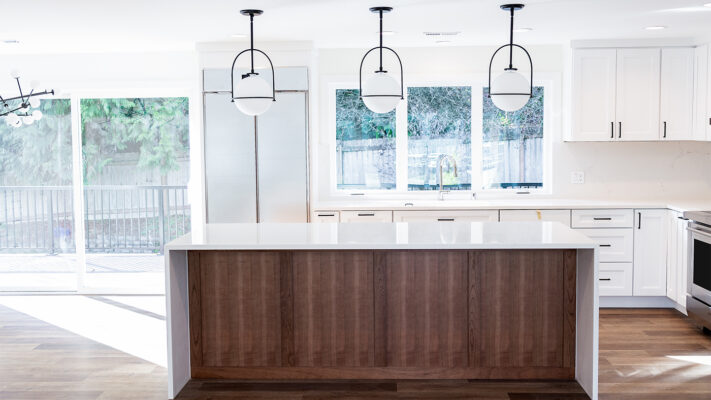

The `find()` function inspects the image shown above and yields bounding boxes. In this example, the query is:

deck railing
[0,185,190,254]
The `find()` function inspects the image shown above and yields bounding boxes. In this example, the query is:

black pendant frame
[487,4,533,101]
[358,6,404,103]
[230,9,276,104]
[0,75,54,118]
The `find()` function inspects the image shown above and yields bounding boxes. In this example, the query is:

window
[332,83,547,195]
[408,86,471,191]
[335,89,396,190]
[482,87,544,189]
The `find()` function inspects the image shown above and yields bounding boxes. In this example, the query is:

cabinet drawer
[599,262,633,296]
[311,211,340,223]
[499,209,571,225]
[572,209,634,228]
[340,210,393,223]
[393,210,499,222]
[577,228,633,262]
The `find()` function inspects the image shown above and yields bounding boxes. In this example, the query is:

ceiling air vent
[423,32,460,37]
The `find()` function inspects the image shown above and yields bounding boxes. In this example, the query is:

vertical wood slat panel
[292,251,374,367]
[375,251,469,368]
[563,250,577,370]
[198,251,283,367]
[188,251,202,369]
[468,250,570,369]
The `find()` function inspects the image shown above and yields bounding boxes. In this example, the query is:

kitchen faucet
[437,154,458,201]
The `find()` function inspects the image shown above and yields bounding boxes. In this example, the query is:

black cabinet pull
[437,218,455,222]
[593,217,612,221]
[678,216,689,221]
[618,122,622,138]
[638,212,642,229]
[317,213,335,217]
[663,121,667,138]
[600,244,612,247]
[357,213,375,217]
[599,278,612,281]
[610,121,614,138]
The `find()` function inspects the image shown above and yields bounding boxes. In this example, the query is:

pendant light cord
[250,14,255,74]
[378,9,384,72]
[508,7,514,70]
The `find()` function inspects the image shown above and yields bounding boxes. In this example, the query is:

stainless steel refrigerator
[203,67,309,223]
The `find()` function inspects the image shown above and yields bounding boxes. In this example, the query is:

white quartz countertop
[312,199,711,213]
[165,222,597,251]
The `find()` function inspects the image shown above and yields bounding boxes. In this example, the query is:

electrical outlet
[571,171,585,184]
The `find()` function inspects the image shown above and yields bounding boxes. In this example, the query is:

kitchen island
[165,222,599,399]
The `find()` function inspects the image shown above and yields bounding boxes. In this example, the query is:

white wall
[314,44,711,203]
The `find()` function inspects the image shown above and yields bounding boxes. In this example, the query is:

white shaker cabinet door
[660,48,694,141]
[633,209,668,296]
[615,48,661,141]
[571,49,617,141]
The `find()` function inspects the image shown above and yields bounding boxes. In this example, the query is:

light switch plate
[571,171,585,184]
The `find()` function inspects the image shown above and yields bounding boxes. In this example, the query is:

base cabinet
[599,263,633,296]
[393,210,498,222]
[633,209,668,296]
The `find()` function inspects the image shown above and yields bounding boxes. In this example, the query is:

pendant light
[230,9,276,116]
[487,4,533,112]
[359,6,404,114]
[1,70,53,128]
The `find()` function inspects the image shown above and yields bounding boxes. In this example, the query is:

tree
[81,97,189,185]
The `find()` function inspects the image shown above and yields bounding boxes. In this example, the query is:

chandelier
[1,70,54,127]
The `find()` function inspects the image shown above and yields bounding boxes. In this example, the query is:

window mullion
[395,93,408,192]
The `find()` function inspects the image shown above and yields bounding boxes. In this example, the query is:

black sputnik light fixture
[230,9,276,116]
[358,6,404,114]
[487,4,533,112]
[1,70,54,128]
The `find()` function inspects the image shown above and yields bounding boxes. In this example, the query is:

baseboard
[599,296,676,308]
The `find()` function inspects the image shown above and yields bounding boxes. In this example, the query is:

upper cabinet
[693,45,709,140]
[615,48,661,141]
[660,48,694,140]
[572,49,617,141]
[570,46,702,142]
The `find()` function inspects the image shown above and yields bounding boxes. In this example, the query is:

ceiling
[1,0,710,54]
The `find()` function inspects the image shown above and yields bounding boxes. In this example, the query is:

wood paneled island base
[186,249,576,381]
[164,222,598,399]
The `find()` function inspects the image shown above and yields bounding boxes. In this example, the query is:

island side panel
[468,249,576,379]
[576,248,599,400]
[166,249,190,399]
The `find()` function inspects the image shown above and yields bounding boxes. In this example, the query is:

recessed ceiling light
[2,40,19,44]
[514,28,533,33]
[645,25,667,30]
[231,34,247,38]
[436,40,452,44]
[705,3,711,7]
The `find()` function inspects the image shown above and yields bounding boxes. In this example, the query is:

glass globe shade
[6,113,20,126]
[22,115,34,125]
[362,72,401,114]
[10,70,20,79]
[11,118,22,128]
[32,110,43,121]
[29,97,41,108]
[233,75,273,116]
[490,70,531,112]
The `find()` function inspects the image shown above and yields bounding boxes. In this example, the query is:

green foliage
[482,86,544,142]
[0,99,73,186]
[335,89,395,141]
[407,86,471,142]
[81,97,189,184]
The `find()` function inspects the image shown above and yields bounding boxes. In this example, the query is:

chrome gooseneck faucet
[438,154,458,200]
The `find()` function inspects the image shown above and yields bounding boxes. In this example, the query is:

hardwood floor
[1,301,710,399]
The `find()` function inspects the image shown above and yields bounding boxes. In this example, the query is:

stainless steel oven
[685,211,711,331]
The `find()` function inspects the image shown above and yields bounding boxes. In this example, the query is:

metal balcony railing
[0,185,190,254]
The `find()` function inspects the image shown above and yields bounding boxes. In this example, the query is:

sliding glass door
[0,95,190,293]
[0,99,77,291]
[80,97,190,293]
